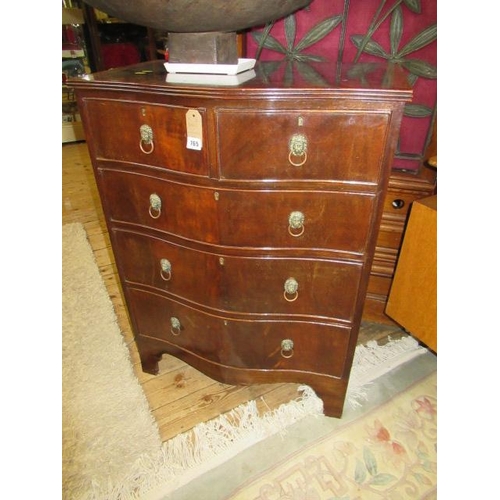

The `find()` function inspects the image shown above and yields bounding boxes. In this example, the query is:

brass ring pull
[288,211,305,237]
[160,258,172,281]
[140,139,154,154]
[289,133,308,166]
[284,277,299,302]
[149,193,162,219]
[139,124,154,154]
[281,339,294,359]
[170,317,181,336]
[288,150,307,167]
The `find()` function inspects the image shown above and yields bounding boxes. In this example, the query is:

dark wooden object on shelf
[81,3,105,71]
[168,32,239,64]
[70,60,411,417]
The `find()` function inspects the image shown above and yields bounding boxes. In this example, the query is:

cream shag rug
[62,222,426,500]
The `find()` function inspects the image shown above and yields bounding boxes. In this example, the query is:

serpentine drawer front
[99,169,375,254]
[71,60,411,418]
[113,229,363,321]
[127,287,351,377]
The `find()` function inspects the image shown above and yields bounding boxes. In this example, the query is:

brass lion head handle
[281,339,294,358]
[139,124,155,154]
[288,211,305,237]
[149,193,162,219]
[289,133,308,166]
[170,317,181,336]
[160,258,172,281]
[284,277,299,302]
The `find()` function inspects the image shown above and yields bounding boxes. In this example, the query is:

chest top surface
[70,59,412,102]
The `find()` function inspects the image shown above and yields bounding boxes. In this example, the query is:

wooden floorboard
[62,141,406,443]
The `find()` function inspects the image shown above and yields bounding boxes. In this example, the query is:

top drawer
[216,109,389,182]
[81,99,209,176]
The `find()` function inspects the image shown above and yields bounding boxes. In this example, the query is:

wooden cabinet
[385,195,437,352]
[363,166,437,323]
[71,60,411,417]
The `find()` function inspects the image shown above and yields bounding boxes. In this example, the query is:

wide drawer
[127,287,351,377]
[216,109,389,182]
[114,229,363,321]
[100,170,375,253]
[82,98,209,176]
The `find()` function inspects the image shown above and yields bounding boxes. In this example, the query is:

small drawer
[366,273,393,298]
[99,170,219,243]
[113,229,363,321]
[217,189,376,254]
[375,224,405,251]
[128,288,351,377]
[82,99,209,176]
[216,109,389,182]
[383,190,423,219]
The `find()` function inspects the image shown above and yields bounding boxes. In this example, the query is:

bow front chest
[72,60,411,417]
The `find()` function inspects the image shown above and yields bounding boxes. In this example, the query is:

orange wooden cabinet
[385,195,437,352]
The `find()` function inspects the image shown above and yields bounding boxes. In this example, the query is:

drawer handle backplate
[139,124,155,154]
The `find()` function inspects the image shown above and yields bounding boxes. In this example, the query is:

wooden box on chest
[71,60,411,417]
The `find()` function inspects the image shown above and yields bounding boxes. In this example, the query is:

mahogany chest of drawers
[72,60,412,417]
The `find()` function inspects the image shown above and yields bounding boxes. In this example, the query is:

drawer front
[100,170,375,253]
[366,273,392,298]
[217,254,361,321]
[375,223,405,251]
[114,229,362,321]
[216,109,389,182]
[99,170,219,243]
[128,288,350,377]
[218,189,375,254]
[83,99,209,175]
[383,190,425,220]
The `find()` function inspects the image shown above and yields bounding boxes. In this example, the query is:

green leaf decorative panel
[247,0,437,172]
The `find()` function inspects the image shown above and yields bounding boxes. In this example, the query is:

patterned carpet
[168,351,437,500]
